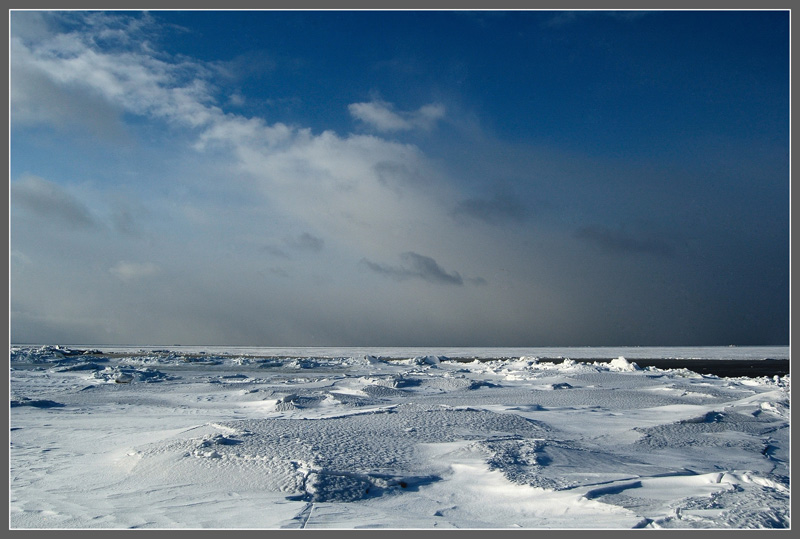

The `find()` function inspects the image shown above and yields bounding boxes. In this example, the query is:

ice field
[9,346,790,529]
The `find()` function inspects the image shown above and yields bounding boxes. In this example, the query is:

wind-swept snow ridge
[9,346,790,529]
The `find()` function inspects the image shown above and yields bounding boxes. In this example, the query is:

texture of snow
[9,346,790,529]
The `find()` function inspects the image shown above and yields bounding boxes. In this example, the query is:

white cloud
[228,91,246,107]
[109,261,160,282]
[348,100,445,132]
[10,48,128,138]
[415,103,447,126]
[213,124,458,261]
[348,101,411,131]
[10,15,221,134]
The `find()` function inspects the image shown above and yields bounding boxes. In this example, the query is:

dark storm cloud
[575,225,675,257]
[288,232,324,253]
[361,252,464,286]
[10,175,97,229]
[263,246,290,259]
[263,232,325,259]
[452,193,530,225]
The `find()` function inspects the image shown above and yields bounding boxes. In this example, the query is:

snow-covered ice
[9,346,790,529]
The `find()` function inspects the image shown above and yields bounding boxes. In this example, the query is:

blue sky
[9,10,789,346]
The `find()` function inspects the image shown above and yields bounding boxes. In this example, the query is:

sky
[9,10,790,347]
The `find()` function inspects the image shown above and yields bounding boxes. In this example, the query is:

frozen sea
[9,345,790,529]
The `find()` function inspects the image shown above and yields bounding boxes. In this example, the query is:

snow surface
[9,346,790,529]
